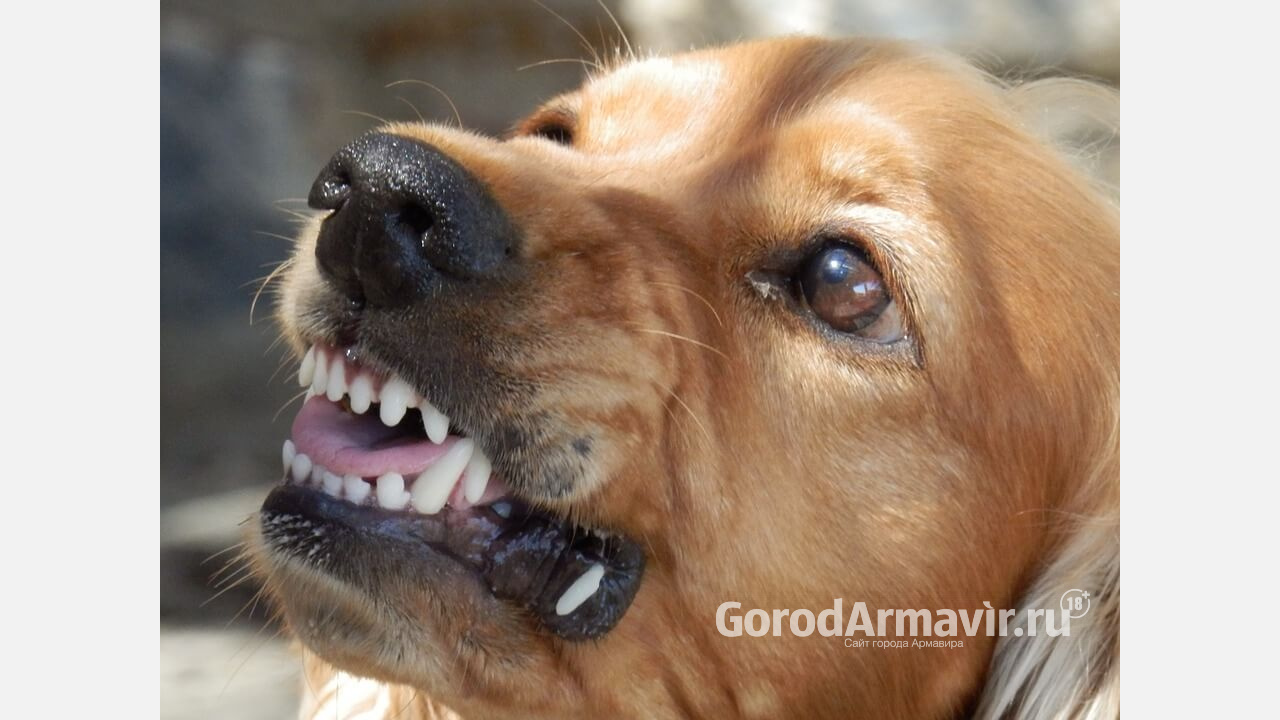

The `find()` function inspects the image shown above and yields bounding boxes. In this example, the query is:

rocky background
[160,1,1117,716]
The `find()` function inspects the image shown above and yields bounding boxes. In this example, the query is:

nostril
[398,204,435,244]
[308,168,352,211]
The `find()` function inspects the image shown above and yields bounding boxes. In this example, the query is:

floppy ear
[1006,77,1120,203]
[966,76,1120,720]
[973,401,1119,718]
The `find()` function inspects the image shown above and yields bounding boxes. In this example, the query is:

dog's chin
[251,522,514,694]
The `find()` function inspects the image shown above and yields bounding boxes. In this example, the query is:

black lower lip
[260,484,645,641]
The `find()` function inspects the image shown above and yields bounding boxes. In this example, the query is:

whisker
[209,559,253,588]
[628,326,730,361]
[393,95,425,125]
[341,109,389,125]
[530,0,602,68]
[201,542,247,566]
[264,331,290,356]
[209,553,250,583]
[227,587,268,628]
[648,280,723,327]
[274,389,310,422]
[252,230,297,243]
[385,80,464,128]
[595,0,634,60]
[668,390,713,446]
[517,57,602,72]
[272,205,313,222]
[250,257,293,326]
[268,348,300,386]
[203,571,257,608]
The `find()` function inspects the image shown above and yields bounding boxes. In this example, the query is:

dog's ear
[1006,77,1120,203]
[972,401,1120,720]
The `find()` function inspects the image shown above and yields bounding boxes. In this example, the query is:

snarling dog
[249,36,1119,720]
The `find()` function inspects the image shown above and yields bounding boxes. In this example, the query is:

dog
[249,36,1119,719]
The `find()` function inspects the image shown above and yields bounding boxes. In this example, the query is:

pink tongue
[291,396,459,477]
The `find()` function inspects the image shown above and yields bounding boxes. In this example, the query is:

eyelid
[518,106,577,138]
[755,227,890,287]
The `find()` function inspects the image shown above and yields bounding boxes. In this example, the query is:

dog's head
[250,37,1118,719]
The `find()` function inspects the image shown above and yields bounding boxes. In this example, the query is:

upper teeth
[299,346,451,442]
[379,377,415,427]
[410,439,475,513]
[283,345,496,515]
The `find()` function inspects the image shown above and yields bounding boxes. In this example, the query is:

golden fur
[252,37,1119,719]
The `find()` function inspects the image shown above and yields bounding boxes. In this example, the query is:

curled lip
[262,342,647,640]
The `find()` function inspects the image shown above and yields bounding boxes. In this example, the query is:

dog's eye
[516,106,577,147]
[796,244,902,342]
[531,121,573,146]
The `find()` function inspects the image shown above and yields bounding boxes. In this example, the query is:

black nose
[307,132,518,308]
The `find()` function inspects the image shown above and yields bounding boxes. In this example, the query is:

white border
[3,0,158,715]
[1124,1,1280,716]
[5,0,1277,715]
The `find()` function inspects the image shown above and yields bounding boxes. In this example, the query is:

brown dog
[250,36,1119,719]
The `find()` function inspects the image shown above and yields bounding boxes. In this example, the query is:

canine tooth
[297,347,316,388]
[322,471,343,497]
[376,473,408,510]
[282,439,296,475]
[462,448,492,504]
[411,439,474,513]
[555,564,606,616]
[325,358,347,402]
[348,374,374,414]
[344,475,370,504]
[290,453,313,483]
[380,377,414,426]
[421,403,449,444]
[311,351,329,396]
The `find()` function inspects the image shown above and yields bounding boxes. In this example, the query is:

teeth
[411,439,474,514]
[297,347,316,388]
[309,464,325,485]
[344,475,370,504]
[325,358,347,402]
[322,471,343,497]
[555,564,606,616]
[376,473,409,510]
[490,500,513,519]
[282,439,296,475]
[379,377,415,427]
[462,447,492,503]
[348,374,374,414]
[290,452,313,483]
[311,350,329,396]
[421,403,449,444]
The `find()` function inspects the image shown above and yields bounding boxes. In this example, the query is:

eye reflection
[797,244,897,340]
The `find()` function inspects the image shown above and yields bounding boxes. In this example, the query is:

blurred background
[160,1,1117,716]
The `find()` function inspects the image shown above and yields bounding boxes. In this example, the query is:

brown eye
[797,244,901,341]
